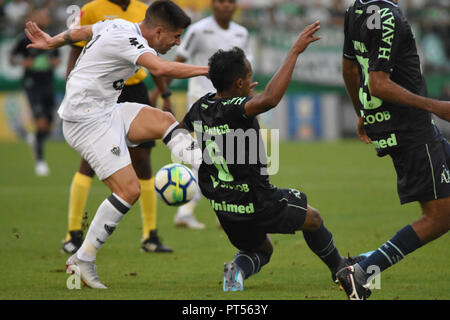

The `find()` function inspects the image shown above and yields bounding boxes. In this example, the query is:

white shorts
[62,102,148,180]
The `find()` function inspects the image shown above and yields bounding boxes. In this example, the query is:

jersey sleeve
[176,25,198,60]
[91,19,112,36]
[343,8,356,60]
[115,33,157,66]
[367,8,402,74]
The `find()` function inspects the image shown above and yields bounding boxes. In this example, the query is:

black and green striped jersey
[182,93,283,220]
[343,0,436,156]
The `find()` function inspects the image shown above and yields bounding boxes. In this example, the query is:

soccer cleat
[61,230,84,254]
[223,262,244,292]
[66,254,107,289]
[331,254,367,284]
[35,160,50,176]
[174,213,205,230]
[141,229,173,253]
[336,265,371,300]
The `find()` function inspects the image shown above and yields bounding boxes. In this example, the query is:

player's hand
[357,117,372,144]
[25,21,53,50]
[249,81,258,96]
[293,21,321,54]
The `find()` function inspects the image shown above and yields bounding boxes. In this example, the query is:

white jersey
[58,19,156,122]
[176,16,251,103]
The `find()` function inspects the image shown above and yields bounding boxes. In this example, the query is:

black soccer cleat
[141,229,173,253]
[61,230,84,254]
[336,265,371,300]
[332,254,367,284]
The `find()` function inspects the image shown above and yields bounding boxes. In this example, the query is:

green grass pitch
[0,140,448,300]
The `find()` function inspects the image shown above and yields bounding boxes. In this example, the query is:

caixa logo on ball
[113,79,125,91]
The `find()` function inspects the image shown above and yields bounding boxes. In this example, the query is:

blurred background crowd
[1,0,449,74]
[0,0,448,141]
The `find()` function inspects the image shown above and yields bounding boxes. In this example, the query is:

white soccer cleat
[35,160,49,176]
[174,212,205,230]
[66,254,107,289]
[223,262,244,292]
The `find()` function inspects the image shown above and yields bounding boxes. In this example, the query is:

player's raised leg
[128,106,203,169]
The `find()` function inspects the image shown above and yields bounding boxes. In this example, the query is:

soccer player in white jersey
[25,0,207,288]
[153,0,252,229]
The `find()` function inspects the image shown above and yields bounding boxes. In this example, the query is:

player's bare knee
[255,236,274,261]
[161,111,176,128]
[303,206,323,231]
[429,214,449,236]
[117,180,141,205]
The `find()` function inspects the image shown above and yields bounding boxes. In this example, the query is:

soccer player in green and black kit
[337,0,450,299]
[165,21,364,292]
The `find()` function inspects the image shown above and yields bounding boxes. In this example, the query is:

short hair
[208,47,248,92]
[144,0,191,29]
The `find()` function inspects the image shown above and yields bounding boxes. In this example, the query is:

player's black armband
[161,90,172,99]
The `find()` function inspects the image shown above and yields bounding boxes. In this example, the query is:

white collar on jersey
[359,0,398,7]
[211,15,232,31]
[134,23,142,36]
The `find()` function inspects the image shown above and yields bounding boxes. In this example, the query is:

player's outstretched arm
[25,21,93,50]
[137,53,208,79]
[243,21,321,117]
[370,71,450,122]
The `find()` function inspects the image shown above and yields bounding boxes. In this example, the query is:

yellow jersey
[75,0,148,85]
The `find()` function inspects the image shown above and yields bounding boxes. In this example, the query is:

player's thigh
[269,188,309,233]
[125,103,176,144]
[218,216,267,252]
[78,157,96,177]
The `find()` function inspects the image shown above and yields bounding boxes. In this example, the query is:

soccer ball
[154,163,197,206]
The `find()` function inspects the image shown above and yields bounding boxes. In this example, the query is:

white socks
[77,193,131,262]
[163,122,202,171]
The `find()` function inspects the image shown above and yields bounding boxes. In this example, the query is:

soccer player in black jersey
[172,21,364,292]
[337,0,450,299]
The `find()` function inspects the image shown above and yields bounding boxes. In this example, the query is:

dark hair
[144,0,191,29]
[208,47,248,92]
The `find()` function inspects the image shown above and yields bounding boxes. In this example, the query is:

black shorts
[25,85,55,122]
[391,140,450,204]
[118,82,155,149]
[217,188,308,251]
